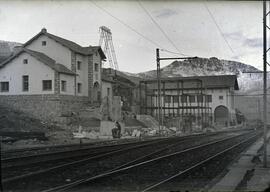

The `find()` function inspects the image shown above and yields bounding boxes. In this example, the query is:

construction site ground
[0,107,166,151]
[0,106,244,152]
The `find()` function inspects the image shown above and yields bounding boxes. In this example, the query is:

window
[173,95,178,103]
[94,63,99,72]
[95,74,98,80]
[197,95,203,103]
[206,95,212,102]
[0,82,9,92]
[22,75,29,91]
[77,83,82,93]
[77,61,81,70]
[23,59,28,64]
[61,80,66,92]
[181,95,187,103]
[164,96,171,103]
[42,80,52,91]
[189,95,195,103]
[107,87,110,96]
[219,95,224,100]
[42,41,46,46]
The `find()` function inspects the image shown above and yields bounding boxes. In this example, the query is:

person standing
[115,121,121,138]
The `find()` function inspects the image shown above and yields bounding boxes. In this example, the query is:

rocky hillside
[137,57,259,78]
[0,40,22,63]
[132,57,265,93]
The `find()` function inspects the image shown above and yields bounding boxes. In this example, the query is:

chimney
[41,28,47,33]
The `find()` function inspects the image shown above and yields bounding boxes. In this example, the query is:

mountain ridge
[0,40,22,63]
[122,57,264,94]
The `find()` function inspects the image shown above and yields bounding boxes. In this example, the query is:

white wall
[59,73,75,95]
[26,35,72,70]
[0,52,55,95]
[206,88,230,112]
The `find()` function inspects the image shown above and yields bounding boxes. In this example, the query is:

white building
[0,28,112,122]
[140,75,239,129]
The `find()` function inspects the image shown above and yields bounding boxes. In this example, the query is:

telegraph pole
[156,49,197,135]
[263,0,267,167]
[156,48,161,135]
[258,99,261,121]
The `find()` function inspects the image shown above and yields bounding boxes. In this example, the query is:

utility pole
[263,0,267,167]
[156,49,197,135]
[258,99,261,121]
[156,48,161,135]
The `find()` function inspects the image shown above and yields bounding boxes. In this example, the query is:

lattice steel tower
[99,26,119,70]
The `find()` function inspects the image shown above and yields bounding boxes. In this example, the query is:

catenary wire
[203,2,235,55]
[137,0,189,57]
[91,0,194,58]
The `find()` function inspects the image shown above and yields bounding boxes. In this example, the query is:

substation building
[139,75,239,132]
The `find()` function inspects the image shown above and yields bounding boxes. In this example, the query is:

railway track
[2,136,190,178]
[2,136,176,168]
[41,130,259,192]
[2,127,251,159]
[1,136,170,159]
[2,130,252,191]
[2,133,212,190]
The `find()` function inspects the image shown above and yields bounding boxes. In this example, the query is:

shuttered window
[22,75,29,91]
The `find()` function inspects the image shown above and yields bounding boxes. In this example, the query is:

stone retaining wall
[0,94,90,123]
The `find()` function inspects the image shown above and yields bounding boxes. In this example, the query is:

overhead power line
[137,0,188,57]
[91,1,192,57]
[203,2,235,55]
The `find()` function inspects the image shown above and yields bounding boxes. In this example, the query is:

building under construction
[139,75,239,132]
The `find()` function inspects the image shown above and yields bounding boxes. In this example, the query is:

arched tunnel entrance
[214,105,229,127]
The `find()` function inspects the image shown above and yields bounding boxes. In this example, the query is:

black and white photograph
[0,0,269,191]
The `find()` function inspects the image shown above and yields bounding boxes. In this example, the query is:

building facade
[0,28,107,122]
[139,75,239,130]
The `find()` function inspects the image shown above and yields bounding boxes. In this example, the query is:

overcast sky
[0,0,264,73]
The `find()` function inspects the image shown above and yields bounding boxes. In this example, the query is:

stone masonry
[88,55,93,103]
[71,51,77,95]
[54,71,60,95]
[0,94,89,123]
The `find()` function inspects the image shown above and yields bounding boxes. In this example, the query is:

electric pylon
[99,26,119,71]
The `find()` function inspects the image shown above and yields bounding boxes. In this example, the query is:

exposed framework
[99,26,119,70]
[139,78,212,132]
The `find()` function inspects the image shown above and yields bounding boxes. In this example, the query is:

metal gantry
[99,26,119,70]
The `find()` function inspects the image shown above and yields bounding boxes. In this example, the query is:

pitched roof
[0,48,76,75]
[141,75,239,90]
[23,28,106,59]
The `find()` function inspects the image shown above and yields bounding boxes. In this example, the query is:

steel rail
[42,131,255,192]
[1,128,249,159]
[141,133,259,191]
[1,136,169,158]
[3,134,199,184]
[2,136,184,168]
